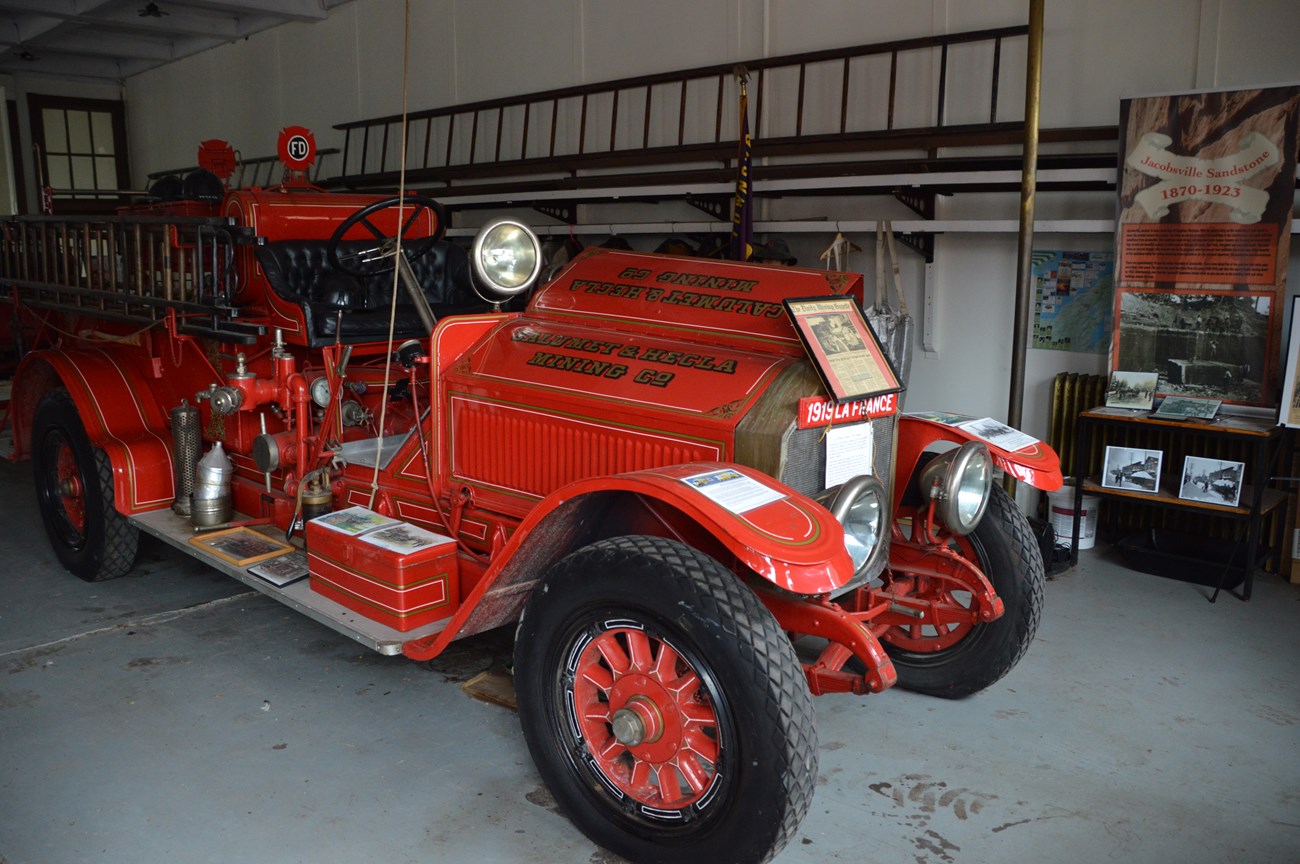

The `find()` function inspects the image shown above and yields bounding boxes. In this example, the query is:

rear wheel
[32,390,138,581]
[883,483,1044,698]
[514,535,817,864]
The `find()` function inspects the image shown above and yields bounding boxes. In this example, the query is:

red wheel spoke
[681,728,719,764]
[578,661,614,693]
[594,632,631,675]
[650,640,679,681]
[624,629,654,674]
[674,752,712,796]
[628,758,653,793]
[580,700,610,723]
[654,764,683,804]
[594,733,624,762]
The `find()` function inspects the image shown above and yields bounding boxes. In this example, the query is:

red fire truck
[2,134,1059,864]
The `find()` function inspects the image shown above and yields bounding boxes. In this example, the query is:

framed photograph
[1101,445,1163,493]
[1280,297,1300,427]
[1152,395,1221,420]
[784,296,902,403]
[189,526,294,566]
[248,551,309,587]
[1178,456,1244,507]
[1105,370,1159,410]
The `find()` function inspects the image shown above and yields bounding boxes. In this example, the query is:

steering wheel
[326,195,447,277]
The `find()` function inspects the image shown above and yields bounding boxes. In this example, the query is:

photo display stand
[784,296,902,403]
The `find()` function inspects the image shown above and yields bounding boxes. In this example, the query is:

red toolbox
[307,507,458,631]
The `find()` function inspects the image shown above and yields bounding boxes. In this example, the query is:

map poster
[1111,85,1300,407]
[1030,250,1114,352]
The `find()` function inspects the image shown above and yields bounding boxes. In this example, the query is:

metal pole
[1007,0,1044,430]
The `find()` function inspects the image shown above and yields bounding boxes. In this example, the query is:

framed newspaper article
[784,296,902,403]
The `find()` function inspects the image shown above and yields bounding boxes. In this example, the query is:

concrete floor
[2,454,1299,864]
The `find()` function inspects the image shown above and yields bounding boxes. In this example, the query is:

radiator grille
[452,399,720,498]
[781,415,896,500]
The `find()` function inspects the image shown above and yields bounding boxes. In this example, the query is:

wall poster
[1030,250,1114,353]
[1111,85,1300,407]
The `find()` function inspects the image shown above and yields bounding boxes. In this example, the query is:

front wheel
[514,536,817,864]
[883,482,1044,698]
[32,390,139,581]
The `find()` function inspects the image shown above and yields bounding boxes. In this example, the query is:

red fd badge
[197,139,236,180]
[277,126,316,172]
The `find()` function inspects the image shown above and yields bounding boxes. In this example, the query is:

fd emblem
[277,125,316,171]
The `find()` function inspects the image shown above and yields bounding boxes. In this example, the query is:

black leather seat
[255,239,486,345]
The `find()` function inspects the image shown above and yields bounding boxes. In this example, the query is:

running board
[130,508,450,656]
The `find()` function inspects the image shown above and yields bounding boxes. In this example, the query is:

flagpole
[730,64,753,261]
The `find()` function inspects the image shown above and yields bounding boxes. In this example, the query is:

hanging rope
[366,0,412,511]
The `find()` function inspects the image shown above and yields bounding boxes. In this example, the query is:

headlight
[819,474,888,583]
[471,218,542,296]
[917,440,992,535]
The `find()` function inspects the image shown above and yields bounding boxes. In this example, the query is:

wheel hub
[569,627,721,810]
[610,695,664,747]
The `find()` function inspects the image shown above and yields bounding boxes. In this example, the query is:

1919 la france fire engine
[2,131,1060,864]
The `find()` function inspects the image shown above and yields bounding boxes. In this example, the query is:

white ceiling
[0,0,353,82]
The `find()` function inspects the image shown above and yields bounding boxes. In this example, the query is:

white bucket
[1046,480,1099,550]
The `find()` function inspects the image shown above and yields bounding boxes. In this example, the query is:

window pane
[43,109,67,152]
[91,112,115,155]
[95,156,118,189]
[71,155,94,189]
[68,111,92,153]
[47,156,71,188]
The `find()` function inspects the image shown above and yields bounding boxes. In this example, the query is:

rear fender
[13,348,173,514]
[895,414,1063,511]
[402,462,854,661]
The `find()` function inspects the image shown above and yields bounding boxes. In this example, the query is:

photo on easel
[1105,370,1158,410]
[1178,456,1244,507]
[1101,445,1162,493]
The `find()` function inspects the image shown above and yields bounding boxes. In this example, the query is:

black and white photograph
[311,505,399,536]
[1101,445,1163,493]
[1152,395,1222,420]
[1104,370,1158,410]
[359,521,453,554]
[248,552,310,587]
[1112,291,1270,405]
[1178,456,1245,507]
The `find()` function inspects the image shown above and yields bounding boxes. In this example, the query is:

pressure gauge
[309,376,333,408]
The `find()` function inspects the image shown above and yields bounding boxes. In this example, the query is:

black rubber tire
[514,536,817,864]
[885,482,1044,699]
[32,389,139,581]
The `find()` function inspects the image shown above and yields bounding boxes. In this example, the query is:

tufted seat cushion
[255,239,486,344]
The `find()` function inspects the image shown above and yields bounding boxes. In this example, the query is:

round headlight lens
[472,219,542,295]
[952,445,992,530]
[843,486,884,572]
[917,440,992,535]
[823,474,888,579]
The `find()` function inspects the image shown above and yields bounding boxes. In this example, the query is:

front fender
[13,347,173,513]
[896,414,1063,508]
[402,462,855,661]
